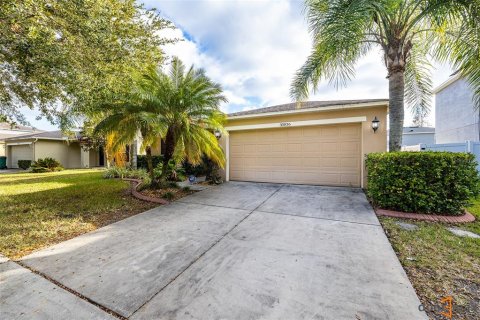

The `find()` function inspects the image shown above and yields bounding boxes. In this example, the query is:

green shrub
[153,160,186,182]
[137,155,163,170]
[125,169,149,180]
[30,158,63,172]
[18,160,32,170]
[365,152,480,215]
[103,166,128,179]
[103,167,149,181]
[31,167,51,173]
[162,191,175,200]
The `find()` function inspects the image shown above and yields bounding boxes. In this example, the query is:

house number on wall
[279,122,291,127]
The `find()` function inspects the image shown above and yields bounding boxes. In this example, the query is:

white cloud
[148,0,453,126]
[25,0,454,130]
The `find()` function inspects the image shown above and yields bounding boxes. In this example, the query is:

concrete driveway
[5,182,426,319]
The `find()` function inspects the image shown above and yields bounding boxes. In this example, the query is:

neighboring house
[434,75,479,143]
[402,127,435,146]
[220,99,388,188]
[0,123,39,157]
[3,130,104,169]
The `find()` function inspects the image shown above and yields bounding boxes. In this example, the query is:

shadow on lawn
[0,175,156,259]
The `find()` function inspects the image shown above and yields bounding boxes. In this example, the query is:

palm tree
[291,0,480,151]
[93,102,161,180]
[135,57,227,181]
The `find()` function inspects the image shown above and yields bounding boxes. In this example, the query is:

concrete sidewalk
[0,255,114,319]
[6,182,426,319]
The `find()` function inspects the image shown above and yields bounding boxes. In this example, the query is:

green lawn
[0,169,155,259]
[380,199,480,320]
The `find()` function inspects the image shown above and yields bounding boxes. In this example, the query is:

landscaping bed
[0,169,156,259]
[139,187,195,201]
[366,151,480,319]
[379,199,480,320]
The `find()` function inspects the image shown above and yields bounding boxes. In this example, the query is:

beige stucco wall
[219,105,388,186]
[89,149,100,167]
[136,137,162,156]
[34,140,83,168]
[0,142,5,157]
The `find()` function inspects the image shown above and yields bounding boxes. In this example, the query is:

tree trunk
[161,126,175,180]
[389,70,405,151]
[145,145,154,181]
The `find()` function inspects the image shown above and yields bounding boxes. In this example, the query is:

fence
[405,141,480,172]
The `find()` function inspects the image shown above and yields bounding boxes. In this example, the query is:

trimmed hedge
[18,160,32,170]
[137,155,163,170]
[365,152,480,215]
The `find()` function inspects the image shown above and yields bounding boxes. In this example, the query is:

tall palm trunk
[160,126,175,180]
[388,70,405,151]
[145,145,154,181]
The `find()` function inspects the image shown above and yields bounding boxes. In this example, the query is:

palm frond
[404,42,433,126]
[291,0,377,100]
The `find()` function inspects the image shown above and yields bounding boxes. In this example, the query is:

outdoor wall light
[214,129,222,139]
[372,116,380,133]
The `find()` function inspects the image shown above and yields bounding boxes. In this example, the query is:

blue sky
[27,0,453,130]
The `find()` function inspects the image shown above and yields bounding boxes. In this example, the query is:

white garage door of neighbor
[229,123,362,187]
[10,144,33,168]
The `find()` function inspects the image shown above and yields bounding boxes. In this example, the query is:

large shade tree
[291,0,480,151]
[0,0,174,127]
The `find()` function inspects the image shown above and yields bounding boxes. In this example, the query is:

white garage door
[10,144,33,168]
[229,123,361,187]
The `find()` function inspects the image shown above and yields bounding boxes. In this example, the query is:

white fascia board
[228,102,388,120]
[403,132,435,135]
[6,141,33,146]
[433,74,461,94]
[226,116,367,131]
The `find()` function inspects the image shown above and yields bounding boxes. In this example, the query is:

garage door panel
[229,123,361,187]
[10,145,33,168]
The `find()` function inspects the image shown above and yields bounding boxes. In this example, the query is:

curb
[375,208,475,223]
[122,178,169,205]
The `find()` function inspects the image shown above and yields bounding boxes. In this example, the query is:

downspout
[33,138,38,161]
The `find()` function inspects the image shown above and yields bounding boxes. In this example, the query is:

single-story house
[219,99,388,188]
[0,123,39,157]
[402,126,435,146]
[3,130,104,169]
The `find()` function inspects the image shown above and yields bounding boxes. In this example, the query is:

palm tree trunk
[389,70,405,151]
[145,145,154,181]
[161,126,175,180]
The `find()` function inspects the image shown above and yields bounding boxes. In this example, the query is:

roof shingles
[228,99,388,117]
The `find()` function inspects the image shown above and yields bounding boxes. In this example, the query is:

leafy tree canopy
[0,0,175,127]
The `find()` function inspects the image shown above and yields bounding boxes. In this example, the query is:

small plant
[182,186,191,192]
[154,160,186,182]
[103,166,127,179]
[167,181,179,188]
[18,160,32,170]
[162,191,175,201]
[30,158,63,173]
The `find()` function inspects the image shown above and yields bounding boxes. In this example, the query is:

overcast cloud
[28,0,453,130]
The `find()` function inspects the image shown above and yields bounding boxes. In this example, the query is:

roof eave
[4,137,74,142]
[227,101,389,120]
[433,74,462,94]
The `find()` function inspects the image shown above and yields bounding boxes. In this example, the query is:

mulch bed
[140,187,196,202]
